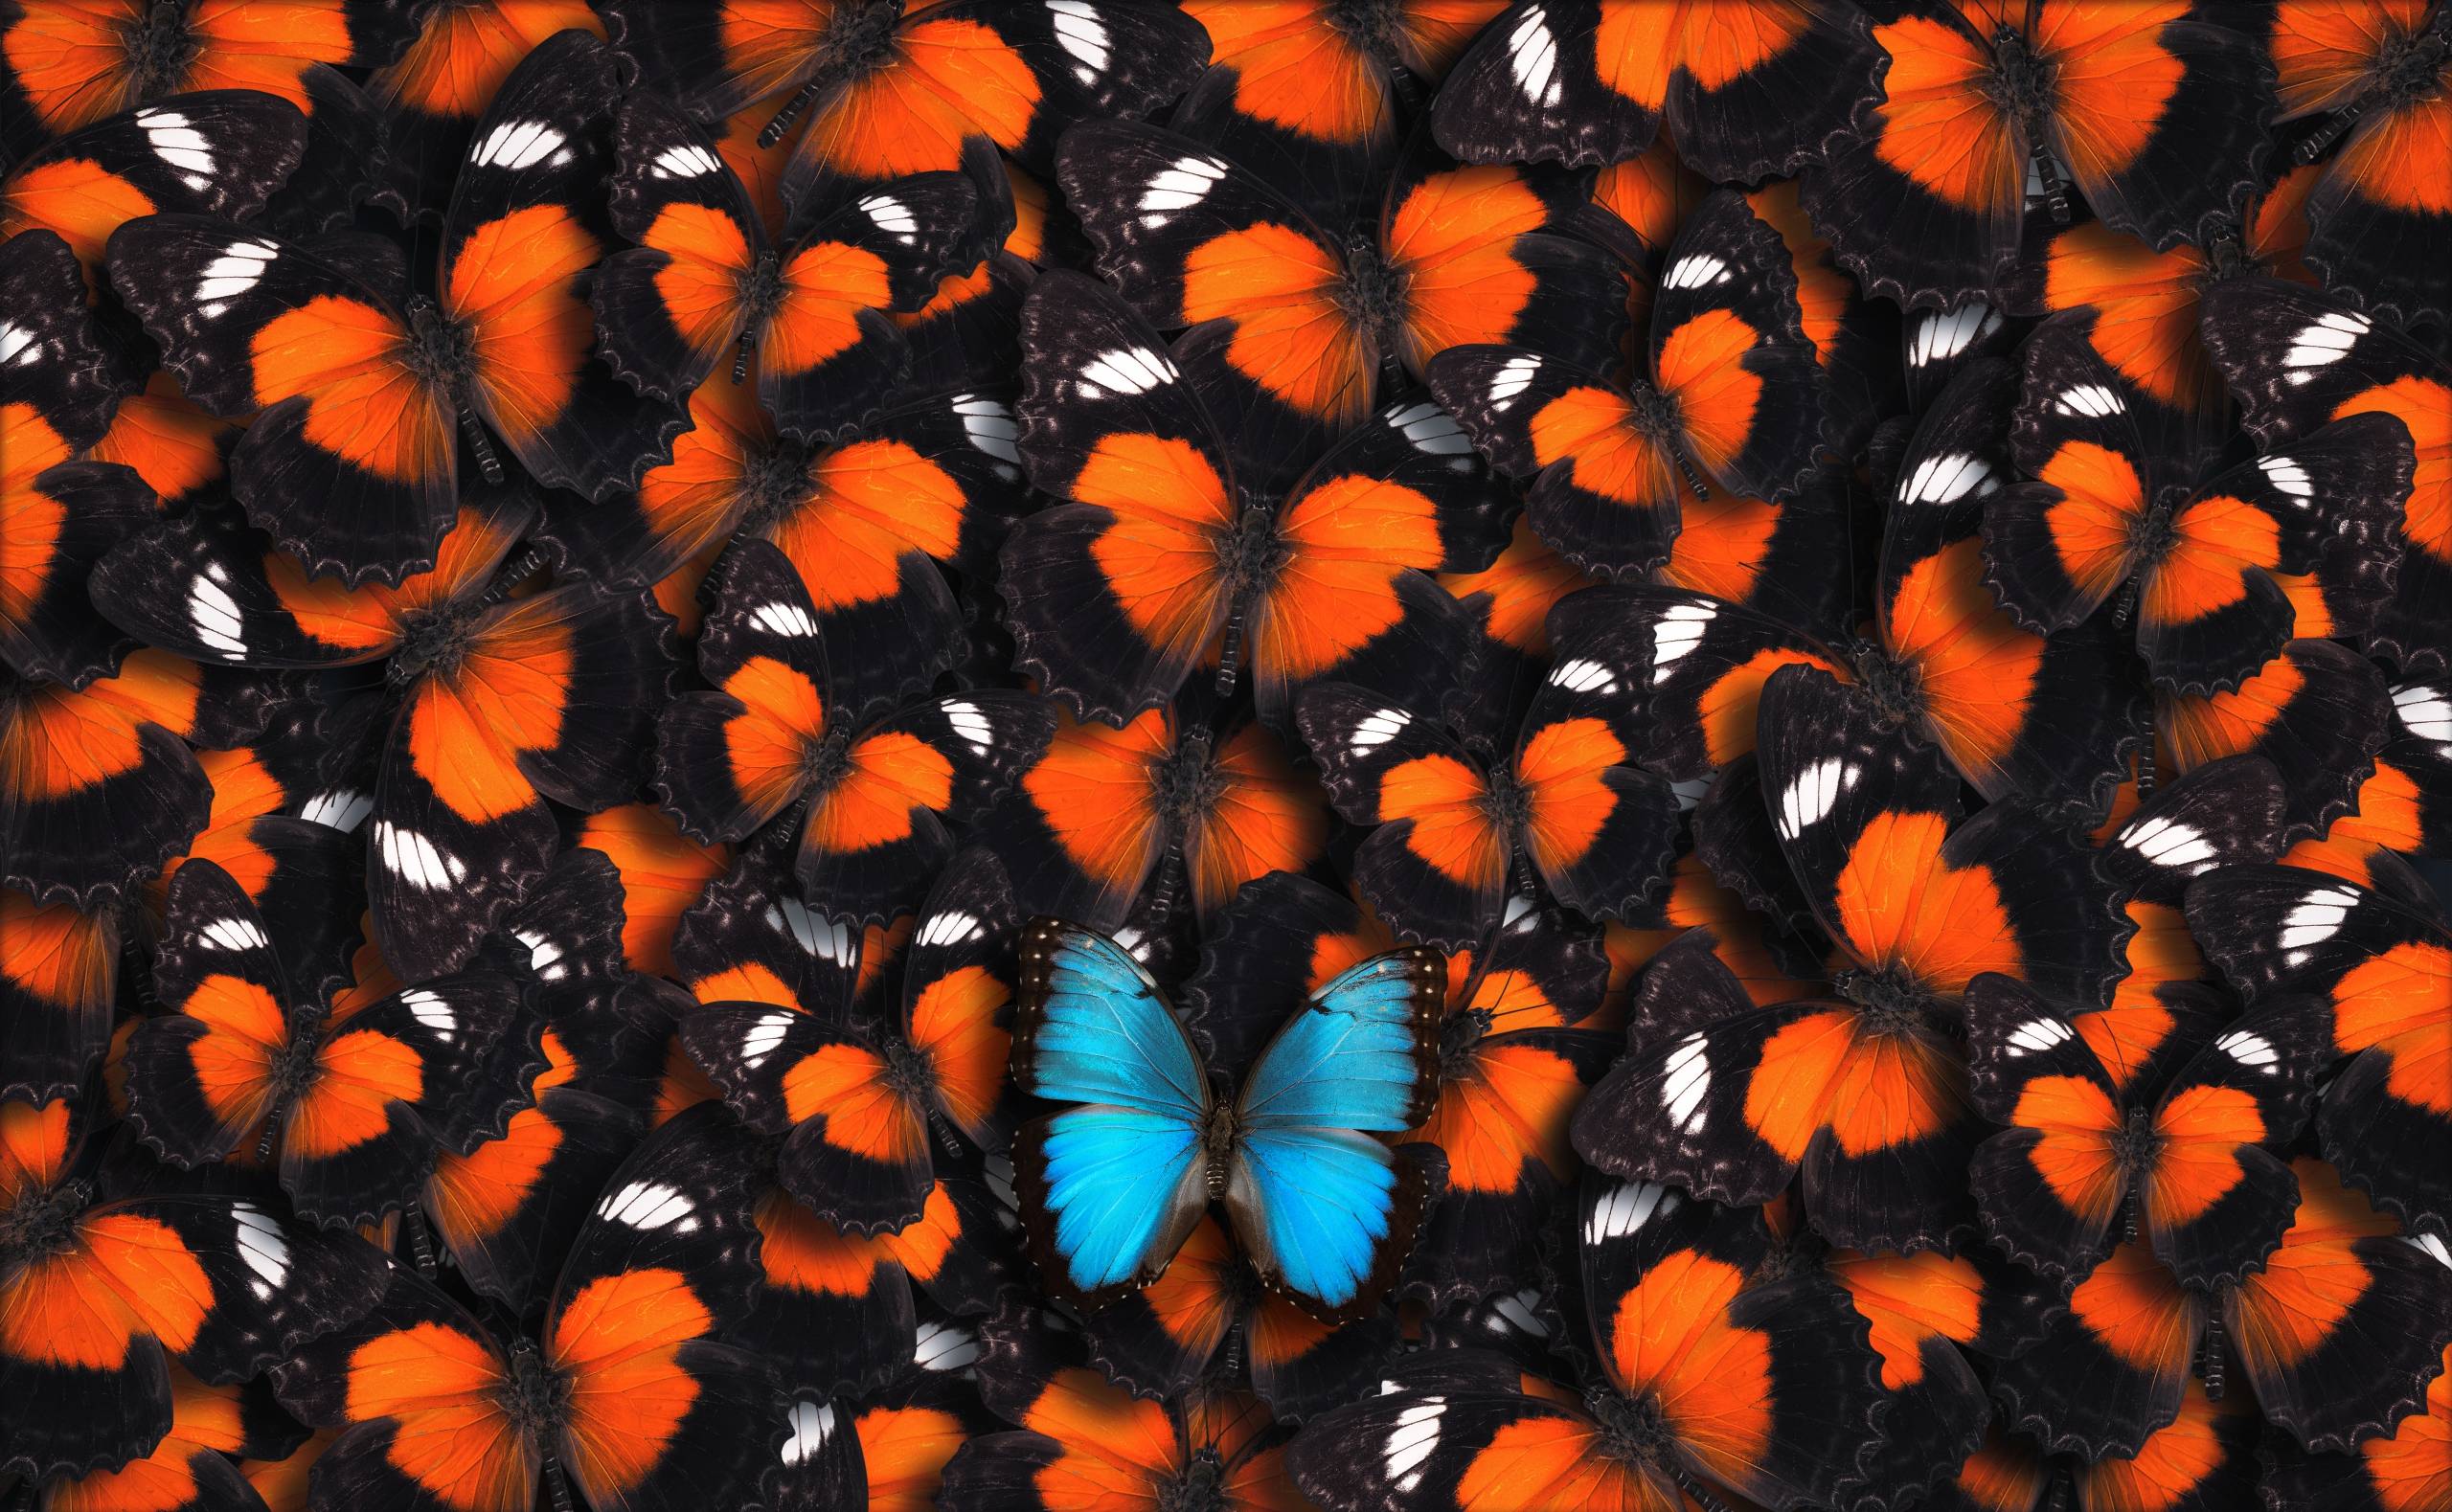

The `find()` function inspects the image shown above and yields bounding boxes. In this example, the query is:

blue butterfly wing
[1226,1127,1416,1317]
[1237,948,1441,1134]
[1223,947,1441,1319]
[1011,920,1214,1303]
[1021,1106,1209,1297]
[1012,921,1209,1118]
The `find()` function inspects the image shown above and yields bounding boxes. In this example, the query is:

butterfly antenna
[458,407,506,485]
[2200,1300,2227,1400]
[402,1194,439,1277]
[760,75,828,148]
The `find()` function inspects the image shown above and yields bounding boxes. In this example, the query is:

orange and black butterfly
[1990,1159,2452,1460]
[2263,0,2452,329]
[1575,923,1983,1254]
[80,368,239,518]
[1181,873,1615,1312]
[2201,277,2452,684]
[2156,637,2395,843]
[682,848,1021,1234]
[1699,663,2135,1020]
[0,0,423,233]
[122,855,540,1230]
[269,1103,782,1512]
[655,541,1053,926]
[577,801,733,982]
[0,1094,387,1480]
[740,1177,1010,1404]
[23,1365,311,1512]
[939,1300,1309,1511]
[1,644,280,911]
[604,0,1209,240]
[1993,314,2414,695]
[1427,188,1826,583]
[0,229,150,689]
[536,318,1031,676]
[760,1320,995,1512]
[1430,0,1888,183]
[2282,673,2452,882]
[1822,1245,2060,1510]
[1294,652,1682,950]
[2014,160,2324,440]
[0,88,305,275]
[108,32,686,588]
[2264,1337,2452,1512]
[361,0,604,224]
[2188,863,2452,1241]
[89,491,677,982]
[1171,0,1507,230]
[1804,3,2275,311]
[1920,1388,2262,1512]
[985,700,1331,937]
[1964,972,2327,1290]
[1058,120,1623,490]
[1556,359,2147,820]
[1005,270,1511,727]
[0,884,117,1103]
[1291,1177,1886,1509]
[594,89,987,440]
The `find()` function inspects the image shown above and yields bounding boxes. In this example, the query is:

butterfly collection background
[0,2,2447,1510]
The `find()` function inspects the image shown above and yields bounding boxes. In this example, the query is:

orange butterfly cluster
[0,3,2447,1511]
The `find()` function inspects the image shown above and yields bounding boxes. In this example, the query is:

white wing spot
[1486,353,1541,408]
[942,699,995,755]
[232,1203,289,1296]
[0,323,39,367]
[1900,451,1994,505]
[188,573,247,659]
[1389,400,1474,456]
[598,1180,700,1231]
[1662,1035,1711,1133]
[2279,886,2360,959]
[1349,707,1412,752]
[2215,1028,2279,1070]
[2392,682,2451,744]
[302,788,372,831]
[859,192,918,243]
[1650,598,1715,673]
[1507,6,1561,107]
[1775,757,1857,841]
[375,821,467,890]
[2258,455,2313,500]
[401,986,457,1042]
[139,108,215,189]
[768,896,850,959]
[953,394,1022,466]
[1049,0,1110,85]
[650,142,722,178]
[200,916,269,953]
[748,599,820,638]
[1585,1180,1677,1243]
[2007,1018,2073,1055]
[2123,815,2217,874]
[194,239,277,315]
[1548,658,1613,694]
[2283,310,2371,382]
[1384,1397,1447,1493]
[780,1398,834,1466]
[739,1010,796,1069]
[471,119,567,170]
[918,909,983,950]
[1662,254,1731,289]
[1908,303,2000,367]
[1078,345,1174,398]
[1137,154,1227,226]
[914,1320,980,1371]
[2056,384,2124,418]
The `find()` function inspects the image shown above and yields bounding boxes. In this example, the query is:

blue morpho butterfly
[1010,918,1443,1324]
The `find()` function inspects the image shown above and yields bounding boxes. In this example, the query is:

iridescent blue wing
[1010,919,1212,1310]
[1223,946,1442,1320]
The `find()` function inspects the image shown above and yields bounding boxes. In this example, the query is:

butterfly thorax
[1334,235,1412,346]
[739,437,822,532]
[2201,219,2257,283]
[0,1178,90,1269]
[401,299,480,404]
[1219,501,1294,597]
[1620,377,1685,446]
[263,1004,329,1099]
[501,1335,574,1445]
[1199,1101,1240,1199]
[2130,484,2189,572]
[2373,12,2452,107]
[125,1,201,98]
[1439,1006,1495,1082]
[1833,966,1938,1033]
[1586,1384,1677,1472]
[1152,728,1227,828]
[803,726,857,794]
[1848,643,1927,730]
[736,250,785,327]
[389,601,484,689]
[1158,1446,1230,1512]
[812,0,907,89]
[879,1032,935,1102]
[2112,1104,2161,1180]
[1477,761,1532,837]
[1981,26,2058,140]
